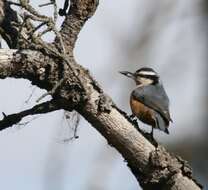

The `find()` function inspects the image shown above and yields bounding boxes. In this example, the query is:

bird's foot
[146,128,158,147]
[150,127,154,139]
[129,114,138,126]
[129,114,136,120]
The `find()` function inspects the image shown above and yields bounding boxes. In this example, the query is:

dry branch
[0,1,203,189]
[0,100,62,130]
[0,1,18,48]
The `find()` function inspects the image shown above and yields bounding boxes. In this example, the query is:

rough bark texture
[0,1,203,189]
[0,1,18,48]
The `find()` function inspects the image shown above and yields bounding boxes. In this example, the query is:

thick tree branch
[0,49,58,89]
[0,0,203,189]
[57,0,99,53]
[0,47,202,189]
[77,84,202,190]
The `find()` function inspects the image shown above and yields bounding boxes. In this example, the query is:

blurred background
[0,0,207,189]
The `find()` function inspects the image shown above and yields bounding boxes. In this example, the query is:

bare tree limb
[0,1,18,48]
[0,47,202,190]
[0,99,63,130]
[57,0,99,53]
[0,0,203,189]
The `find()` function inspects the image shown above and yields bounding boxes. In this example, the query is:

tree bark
[0,1,203,189]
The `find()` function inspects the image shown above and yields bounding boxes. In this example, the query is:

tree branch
[77,87,202,190]
[57,0,99,53]
[0,49,57,89]
[0,99,63,130]
[0,47,202,189]
[59,0,69,16]
[0,1,203,189]
[0,1,18,48]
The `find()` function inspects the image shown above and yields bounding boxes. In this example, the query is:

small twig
[39,2,53,7]
[31,22,47,34]
[20,0,49,21]
[64,111,80,139]
[16,15,28,45]
[57,111,80,143]
[36,78,65,103]
[21,11,66,55]
[59,0,69,16]
[24,86,36,104]
[16,115,39,127]
[38,27,51,37]
[51,0,58,23]
[7,1,21,7]
[52,27,66,55]
[38,0,58,22]
[22,12,50,23]
[12,0,86,101]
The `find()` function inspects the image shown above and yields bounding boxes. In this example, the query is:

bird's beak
[119,71,135,79]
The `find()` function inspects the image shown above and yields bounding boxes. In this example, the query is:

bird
[119,67,172,136]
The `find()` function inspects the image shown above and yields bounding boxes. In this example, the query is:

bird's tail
[155,112,169,134]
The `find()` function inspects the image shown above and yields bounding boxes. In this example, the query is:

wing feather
[132,84,172,123]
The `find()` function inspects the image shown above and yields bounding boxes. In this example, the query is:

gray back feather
[132,83,172,123]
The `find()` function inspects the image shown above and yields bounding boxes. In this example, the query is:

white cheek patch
[139,71,157,76]
[139,77,153,85]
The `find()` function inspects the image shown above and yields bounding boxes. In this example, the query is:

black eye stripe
[137,74,158,79]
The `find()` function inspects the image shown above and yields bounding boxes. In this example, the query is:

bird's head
[119,67,159,86]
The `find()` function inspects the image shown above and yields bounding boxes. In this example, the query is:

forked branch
[0,1,203,189]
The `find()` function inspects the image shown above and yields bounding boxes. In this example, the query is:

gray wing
[132,83,172,123]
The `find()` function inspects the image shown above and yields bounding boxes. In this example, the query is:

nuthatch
[120,67,172,136]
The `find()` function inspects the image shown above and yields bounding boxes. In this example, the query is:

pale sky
[0,0,207,189]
